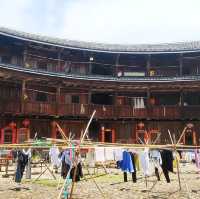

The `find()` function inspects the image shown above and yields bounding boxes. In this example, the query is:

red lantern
[22,119,30,127]
[9,121,16,129]
[138,122,144,129]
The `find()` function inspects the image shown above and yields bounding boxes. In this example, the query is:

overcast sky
[0,0,200,44]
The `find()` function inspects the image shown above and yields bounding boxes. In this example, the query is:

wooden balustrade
[115,106,133,118]
[182,106,200,119]
[92,104,114,118]
[133,108,147,119]
[24,102,56,115]
[1,100,200,119]
[0,100,21,113]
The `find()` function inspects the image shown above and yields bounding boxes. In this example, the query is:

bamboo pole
[168,130,181,190]
[2,142,200,150]
[55,122,68,140]
[177,127,187,145]
[57,166,72,199]
[69,110,99,199]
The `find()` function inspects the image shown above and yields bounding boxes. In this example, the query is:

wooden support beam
[115,53,120,77]
[56,86,61,115]
[21,79,26,113]
[179,53,183,76]
[146,54,151,76]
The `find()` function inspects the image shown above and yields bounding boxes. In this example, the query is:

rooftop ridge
[0,27,200,53]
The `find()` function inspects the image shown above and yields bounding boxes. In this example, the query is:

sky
[0,0,200,44]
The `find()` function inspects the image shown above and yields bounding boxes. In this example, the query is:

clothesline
[1,142,200,149]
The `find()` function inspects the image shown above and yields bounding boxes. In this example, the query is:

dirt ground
[0,162,200,199]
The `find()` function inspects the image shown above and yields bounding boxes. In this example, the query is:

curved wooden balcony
[1,101,200,120]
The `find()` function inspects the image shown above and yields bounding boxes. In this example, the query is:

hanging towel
[140,148,151,176]
[105,148,114,161]
[150,150,162,168]
[195,149,200,169]
[95,147,105,162]
[134,98,137,109]
[114,148,124,161]
[49,146,60,167]
[134,154,140,171]
[141,97,145,108]
[173,151,180,169]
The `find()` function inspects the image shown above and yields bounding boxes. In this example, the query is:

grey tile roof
[0,27,200,54]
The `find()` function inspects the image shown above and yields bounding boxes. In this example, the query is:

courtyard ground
[0,163,200,199]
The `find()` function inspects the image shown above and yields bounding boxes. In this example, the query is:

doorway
[89,121,101,141]
[4,128,13,144]
[104,130,112,142]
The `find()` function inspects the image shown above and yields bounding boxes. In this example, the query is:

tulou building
[0,27,200,145]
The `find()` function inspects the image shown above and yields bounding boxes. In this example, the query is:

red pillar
[100,127,105,142]
[12,128,17,144]
[9,122,17,144]
[1,129,4,144]
[51,121,57,139]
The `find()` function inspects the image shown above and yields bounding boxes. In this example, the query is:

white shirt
[49,146,60,167]
[105,148,114,161]
[114,148,124,161]
[95,147,105,162]
[140,148,150,176]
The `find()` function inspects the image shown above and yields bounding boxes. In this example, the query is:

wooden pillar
[56,87,61,115]
[51,121,57,139]
[21,80,26,113]
[58,49,62,72]
[146,54,151,76]
[0,129,4,144]
[100,126,105,142]
[113,92,117,105]
[88,91,92,104]
[88,54,93,75]
[88,62,92,75]
[10,122,17,144]
[179,89,184,106]
[115,54,120,77]
[179,53,183,76]
[23,46,28,67]
[147,88,151,107]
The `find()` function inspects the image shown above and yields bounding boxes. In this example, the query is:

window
[36,92,47,102]
[71,95,80,104]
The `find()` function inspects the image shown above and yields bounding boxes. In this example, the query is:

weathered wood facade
[0,27,200,144]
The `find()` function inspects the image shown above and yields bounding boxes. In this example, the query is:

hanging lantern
[22,119,30,127]
[149,97,155,105]
[9,121,16,129]
[138,122,144,129]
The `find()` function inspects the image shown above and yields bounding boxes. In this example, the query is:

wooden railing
[0,100,21,114]
[23,102,56,115]
[1,101,200,120]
